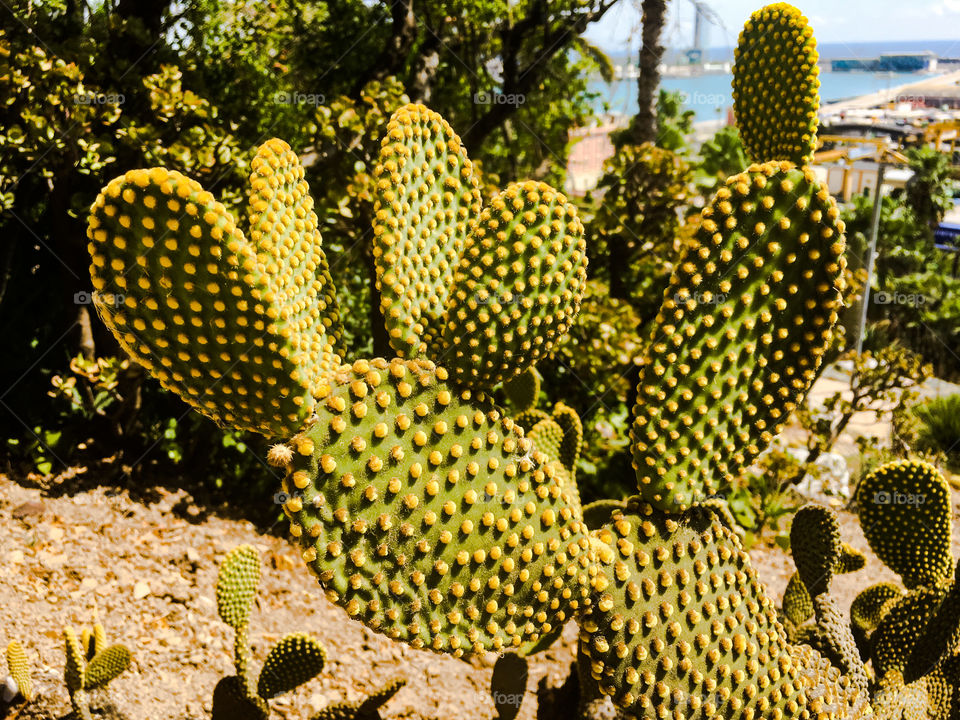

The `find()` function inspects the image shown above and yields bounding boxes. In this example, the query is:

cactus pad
[579,499,866,717]
[276,357,590,656]
[856,460,953,589]
[501,368,541,414]
[732,3,820,164]
[64,627,85,693]
[630,162,845,511]
[372,103,482,357]
[871,585,950,679]
[212,675,269,720]
[439,181,587,391]
[527,418,564,463]
[790,504,841,598]
[783,572,815,626]
[257,632,326,699]
[6,640,33,702]
[581,499,628,531]
[217,544,262,630]
[552,402,583,476]
[84,645,131,689]
[851,582,903,640]
[837,543,866,574]
[311,677,406,720]
[86,142,342,437]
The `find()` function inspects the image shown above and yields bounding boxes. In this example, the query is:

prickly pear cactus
[213,545,329,719]
[82,3,888,716]
[5,640,33,702]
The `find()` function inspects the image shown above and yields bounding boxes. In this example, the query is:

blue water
[592,71,936,123]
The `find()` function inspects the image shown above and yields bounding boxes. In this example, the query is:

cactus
[310,677,406,720]
[4,640,33,703]
[501,368,541,415]
[780,459,960,718]
[214,545,327,720]
[83,3,885,717]
[732,3,820,165]
[63,620,131,720]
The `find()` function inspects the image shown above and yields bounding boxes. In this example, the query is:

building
[831,52,937,73]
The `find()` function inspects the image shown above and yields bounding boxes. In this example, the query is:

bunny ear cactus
[214,546,328,719]
[86,139,343,437]
[63,624,131,720]
[501,368,541,415]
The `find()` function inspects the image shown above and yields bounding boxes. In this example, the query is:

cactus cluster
[781,460,960,718]
[63,614,132,720]
[213,544,328,719]
[214,544,405,720]
[82,3,891,718]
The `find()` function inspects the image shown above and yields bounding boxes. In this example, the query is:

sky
[584,0,960,51]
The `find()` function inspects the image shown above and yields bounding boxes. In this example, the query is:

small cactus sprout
[732,3,820,164]
[214,545,327,720]
[310,677,406,720]
[4,639,33,703]
[63,623,132,720]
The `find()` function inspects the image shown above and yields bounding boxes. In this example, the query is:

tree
[627,0,668,146]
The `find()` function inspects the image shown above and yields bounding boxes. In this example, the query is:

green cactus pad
[64,626,85,693]
[872,669,950,720]
[790,505,841,598]
[856,459,953,589]
[837,543,866,574]
[311,677,406,720]
[83,645,131,689]
[514,408,550,432]
[246,138,343,364]
[732,3,820,164]
[810,594,869,693]
[86,142,342,437]
[783,572,814,626]
[528,418,564,463]
[902,568,960,683]
[872,585,950,678]
[217,545,262,630]
[6,640,33,702]
[501,368,541,414]
[257,632,326,699]
[630,162,845,511]
[278,357,590,656]
[552,402,583,476]
[438,181,587,391]
[372,103,482,357]
[212,675,270,720]
[578,499,867,717]
[851,582,903,639]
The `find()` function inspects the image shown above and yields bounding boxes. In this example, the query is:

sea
[595,40,960,123]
